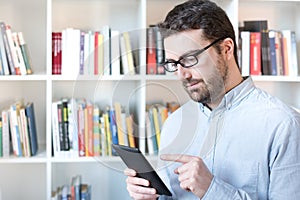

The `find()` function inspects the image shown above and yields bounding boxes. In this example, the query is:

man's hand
[160,154,213,198]
[124,168,159,200]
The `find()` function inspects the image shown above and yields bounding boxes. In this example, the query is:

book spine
[52,101,61,157]
[250,32,262,75]
[1,110,10,157]
[146,26,157,75]
[0,22,15,75]
[0,22,10,75]
[268,30,277,75]
[261,30,271,75]
[0,117,2,157]
[77,102,85,157]
[5,25,21,75]
[93,106,100,156]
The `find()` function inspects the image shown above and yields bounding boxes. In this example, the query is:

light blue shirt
[157,77,300,200]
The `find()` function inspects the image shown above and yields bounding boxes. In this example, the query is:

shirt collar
[199,76,255,114]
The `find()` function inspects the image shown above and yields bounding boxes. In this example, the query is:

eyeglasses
[162,37,226,72]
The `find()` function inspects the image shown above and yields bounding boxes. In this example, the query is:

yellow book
[126,115,135,148]
[114,102,125,145]
[152,107,160,148]
[104,111,112,156]
[123,32,135,75]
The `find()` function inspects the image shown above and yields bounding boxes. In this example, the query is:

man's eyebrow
[179,49,201,59]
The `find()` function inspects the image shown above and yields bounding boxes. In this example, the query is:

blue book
[25,102,38,156]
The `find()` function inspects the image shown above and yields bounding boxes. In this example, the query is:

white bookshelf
[0,0,300,199]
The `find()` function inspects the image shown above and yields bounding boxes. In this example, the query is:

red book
[94,31,99,75]
[250,32,262,75]
[146,26,157,74]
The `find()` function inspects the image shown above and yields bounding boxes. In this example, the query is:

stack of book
[239,20,298,76]
[52,98,136,158]
[146,25,166,75]
[142,102,180,155]
[0,101,38,157]
[0,21,33,75]
[52,174,91,200]
[52,26,137,76]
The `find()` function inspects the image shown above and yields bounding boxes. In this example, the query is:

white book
[83,32,90,75]
[102,25,111,75]
[110,30,121,76]
[2,109,10,157]
[240,31,250,76]
[120,34,129,75]
[52,101,61,157]
[9,103,22,156]
[281,30,298,76]
[145,111,155,155]
[61,28,81,77]
[12,32,27,75]
[68,98,79,157]
[5,25,20,74]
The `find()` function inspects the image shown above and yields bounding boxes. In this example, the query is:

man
[125,0,300,199]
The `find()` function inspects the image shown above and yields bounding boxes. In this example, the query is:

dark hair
[158,0,238,65]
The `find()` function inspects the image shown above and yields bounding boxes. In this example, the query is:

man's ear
[223,38,235,60]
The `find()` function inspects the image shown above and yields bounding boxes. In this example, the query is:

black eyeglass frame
[162,37,226,72]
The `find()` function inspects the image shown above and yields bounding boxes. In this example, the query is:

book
[268,30,277,75]
[102,25,111,75]
[154,25,165,75]
[84,102,93,156]
[11,32,27,75]
[281,30,298,76]
[250,32,262,75]
[114,102,125,145]
[103,110,112,156]
[71,175,82,200]
[1,109,10,157]
[146,25,157,75]
[18,32,33,74]
[122,32,136,75]
[52,101,61,157]
[147,110,158,154]
[110,30,121,76]
[68,98,79,157]
[0,22,10,75]
[260,30,271,75]
[25,102,39,156]
[120,34,129,75]
[274,31,284,75]
[5,25,21,75]
[243,20,268,32]
[0,22,16,75]
[93,105,101,156]
[0,117,2,157]
[240,31,250,76]
[9,102,23,156]
[126,114,135,148]
[94,31,104,75]
[77,100,86,157]
[19,107,31,156]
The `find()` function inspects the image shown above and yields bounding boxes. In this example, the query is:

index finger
[160,154,196,163]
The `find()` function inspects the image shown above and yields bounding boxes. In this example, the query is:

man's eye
[180,56,197,66]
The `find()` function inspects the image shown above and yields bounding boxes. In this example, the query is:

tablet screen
[112,144,172,196]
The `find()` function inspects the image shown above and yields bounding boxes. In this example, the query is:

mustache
[182,78,204,87]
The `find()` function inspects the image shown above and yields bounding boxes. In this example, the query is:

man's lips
[184,79,203,89]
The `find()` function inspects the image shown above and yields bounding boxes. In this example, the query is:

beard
[182,63,227,104]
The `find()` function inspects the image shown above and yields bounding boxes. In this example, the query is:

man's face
[164,30,227,105]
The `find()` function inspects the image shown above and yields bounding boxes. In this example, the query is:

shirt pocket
[220,160,259,199]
